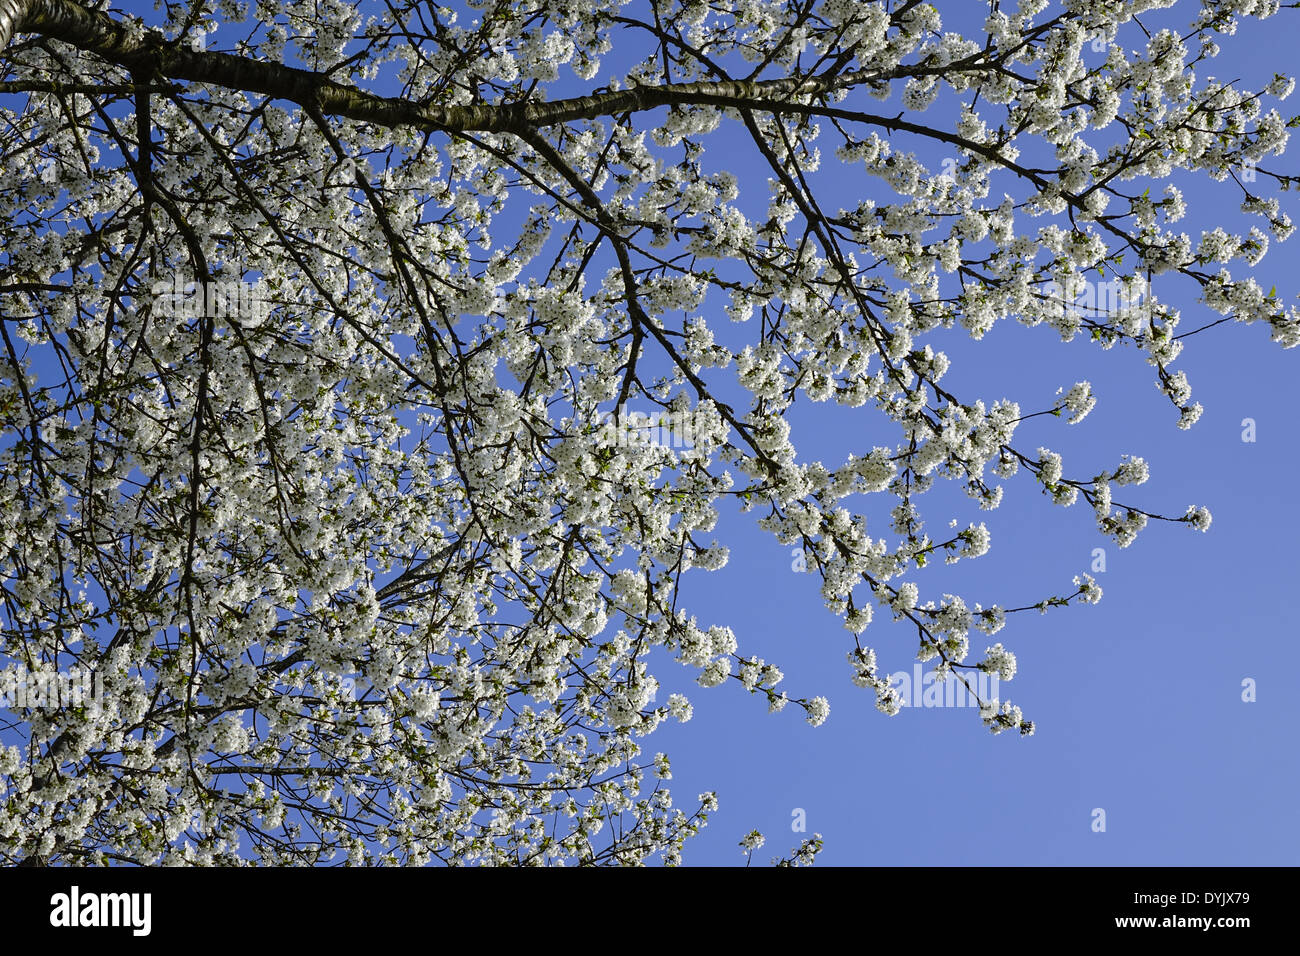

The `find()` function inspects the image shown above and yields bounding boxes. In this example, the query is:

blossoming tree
[0,0,1295,865]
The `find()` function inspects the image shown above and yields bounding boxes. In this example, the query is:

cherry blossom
[0,0,1294,865]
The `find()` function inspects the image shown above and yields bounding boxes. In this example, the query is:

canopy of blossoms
[0,0,1294,864]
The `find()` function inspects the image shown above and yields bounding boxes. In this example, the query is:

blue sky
[640,5,1300,866]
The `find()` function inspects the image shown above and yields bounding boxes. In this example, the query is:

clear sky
[640,4,1300,866]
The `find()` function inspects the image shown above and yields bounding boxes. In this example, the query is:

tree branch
[6,0,881,133]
